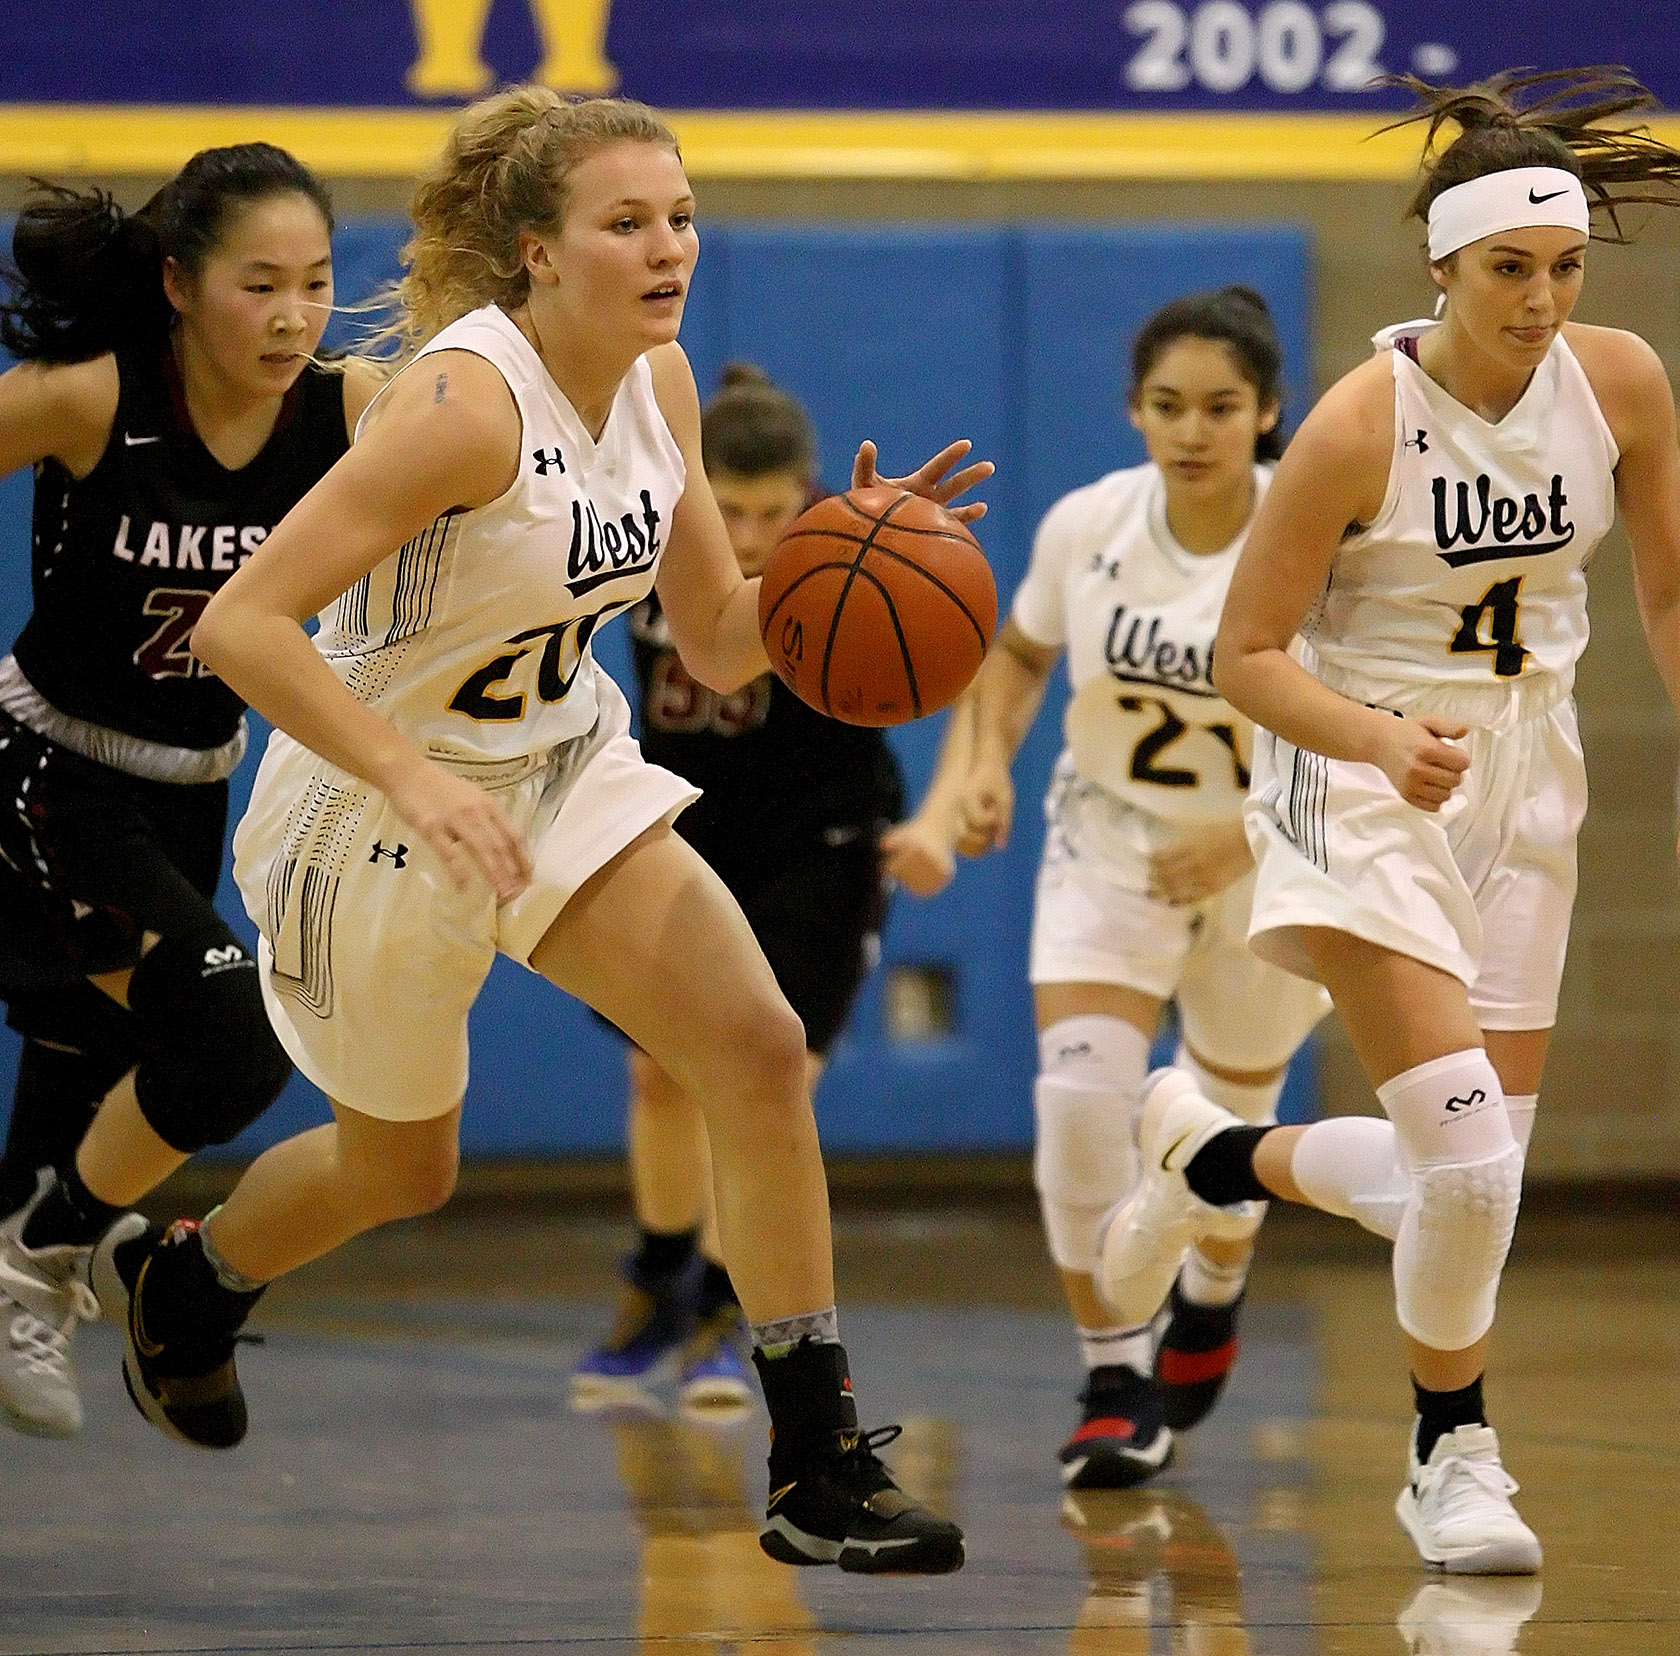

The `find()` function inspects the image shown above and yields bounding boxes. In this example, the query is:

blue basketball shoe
[571,1255,697,1410]
[678,1303,753,1416]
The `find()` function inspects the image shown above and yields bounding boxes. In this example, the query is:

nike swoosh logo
[1528,188,1568,204]
[1159,1128,1196,1171]
[131,1255,164,1358]
[124,433,161,446]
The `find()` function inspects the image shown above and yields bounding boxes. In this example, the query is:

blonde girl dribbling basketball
[104,88,991,1577]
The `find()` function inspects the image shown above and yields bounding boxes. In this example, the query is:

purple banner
[7,2,1675,113]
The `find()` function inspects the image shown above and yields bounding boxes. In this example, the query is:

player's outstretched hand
[881,816,957,897]
[852,439,994,524]
[1148,821,1253,907]
[1372,713,1470,812]
[385,757,533,902]
[955,758,1014,855]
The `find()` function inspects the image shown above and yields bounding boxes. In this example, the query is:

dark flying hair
[701,361,819,481]
[1130,285,1285,462]
[0,143,335,363]
[1380,67,1680,248]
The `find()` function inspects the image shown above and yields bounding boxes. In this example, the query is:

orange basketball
[757,486,996,727]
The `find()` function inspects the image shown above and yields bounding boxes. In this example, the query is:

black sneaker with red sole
[1059,1365,1173,1489]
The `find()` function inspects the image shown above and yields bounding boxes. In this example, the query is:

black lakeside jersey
[629,596,903,862]
[12,342,350,751]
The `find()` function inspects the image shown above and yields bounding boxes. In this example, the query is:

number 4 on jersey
[1450,576,1528,679]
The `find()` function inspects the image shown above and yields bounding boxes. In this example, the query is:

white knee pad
[1393,1142,1524,1350]
[1378,1049,1522,1351]
[1034,1017,1151,1274]
[1176,1043,1284,1125]
[1289,1116,1410,1242]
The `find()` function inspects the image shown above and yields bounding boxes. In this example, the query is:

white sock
[1078,1322,1153,1376]
[1179,1247,1249,1307]
[1505,1094,1537,1155]
[1177,1043,1285,1125]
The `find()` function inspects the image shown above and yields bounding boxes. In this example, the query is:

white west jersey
[1013,462,1270,827]
[318,305,686,762]
[1302,320,1618,726]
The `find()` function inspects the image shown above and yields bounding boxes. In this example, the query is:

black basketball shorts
[704,823,890,1058]
[0,710,230,993]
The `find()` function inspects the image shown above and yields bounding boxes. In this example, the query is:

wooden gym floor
[0,1181,1675,1654]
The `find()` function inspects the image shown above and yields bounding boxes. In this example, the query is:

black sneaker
[1059,1365,1173,1489]
[121,1220,257,1450]
[1154,1283,1244,1431]
[761,1425,966,1573]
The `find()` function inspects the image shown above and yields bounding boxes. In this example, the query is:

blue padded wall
[0,217,1315,1158]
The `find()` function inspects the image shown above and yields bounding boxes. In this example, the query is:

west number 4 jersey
[1013,462,1270,825]
[1302,320,1618,719]
[317,305,687,763]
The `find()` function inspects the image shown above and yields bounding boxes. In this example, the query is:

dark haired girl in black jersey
[0,145,382,1436]
[573,363,903,1411]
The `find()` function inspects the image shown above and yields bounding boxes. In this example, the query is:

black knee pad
[124,928,292,1153]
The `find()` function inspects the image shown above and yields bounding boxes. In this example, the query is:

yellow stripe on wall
[19,104,1680,182]
[8,105,1680,182]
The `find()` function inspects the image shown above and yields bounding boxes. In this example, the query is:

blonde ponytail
[378,86,679,356]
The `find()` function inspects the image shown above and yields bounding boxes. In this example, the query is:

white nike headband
[1426,166,1591,261]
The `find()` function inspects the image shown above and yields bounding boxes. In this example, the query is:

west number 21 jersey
[1013,462,1270,827]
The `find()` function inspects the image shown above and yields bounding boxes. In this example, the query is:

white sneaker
[0,1172,144,1437]
[1398,1576,1543,1654]
[1095,1069,1262,1325]
[0,1239,99,1437]
[1396,1423,1543,1575]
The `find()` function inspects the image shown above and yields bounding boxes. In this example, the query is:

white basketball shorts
[232,681,698,1121]
[1245,693,1586,1031]
[1028,757,1330,1073]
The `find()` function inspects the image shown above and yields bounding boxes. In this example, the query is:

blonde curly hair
[381,86,679,355]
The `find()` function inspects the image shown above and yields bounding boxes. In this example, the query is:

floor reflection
[1395,1577,1544,1656]
[604,1409,819,1652]
[1061,1486,1252,1654]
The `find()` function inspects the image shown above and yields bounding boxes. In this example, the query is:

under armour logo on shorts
[368,841,409,868]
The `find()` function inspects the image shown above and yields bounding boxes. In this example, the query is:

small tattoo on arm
[433,373,448,404]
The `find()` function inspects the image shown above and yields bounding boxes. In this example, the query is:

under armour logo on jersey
[200,944,250,976]
[368,840,409,868]
[1444,1089,1486,1114]
[532,448,566,476]
[1404,429,1429,453]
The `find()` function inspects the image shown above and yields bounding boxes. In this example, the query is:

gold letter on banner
[407,0,617,97]
[531,0,619,92]
[406,0,496,96]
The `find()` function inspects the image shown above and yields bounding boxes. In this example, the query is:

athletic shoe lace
[1421,1446,1520,1528]
[825,1424,904,1496]
[6,1280,98,1381]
